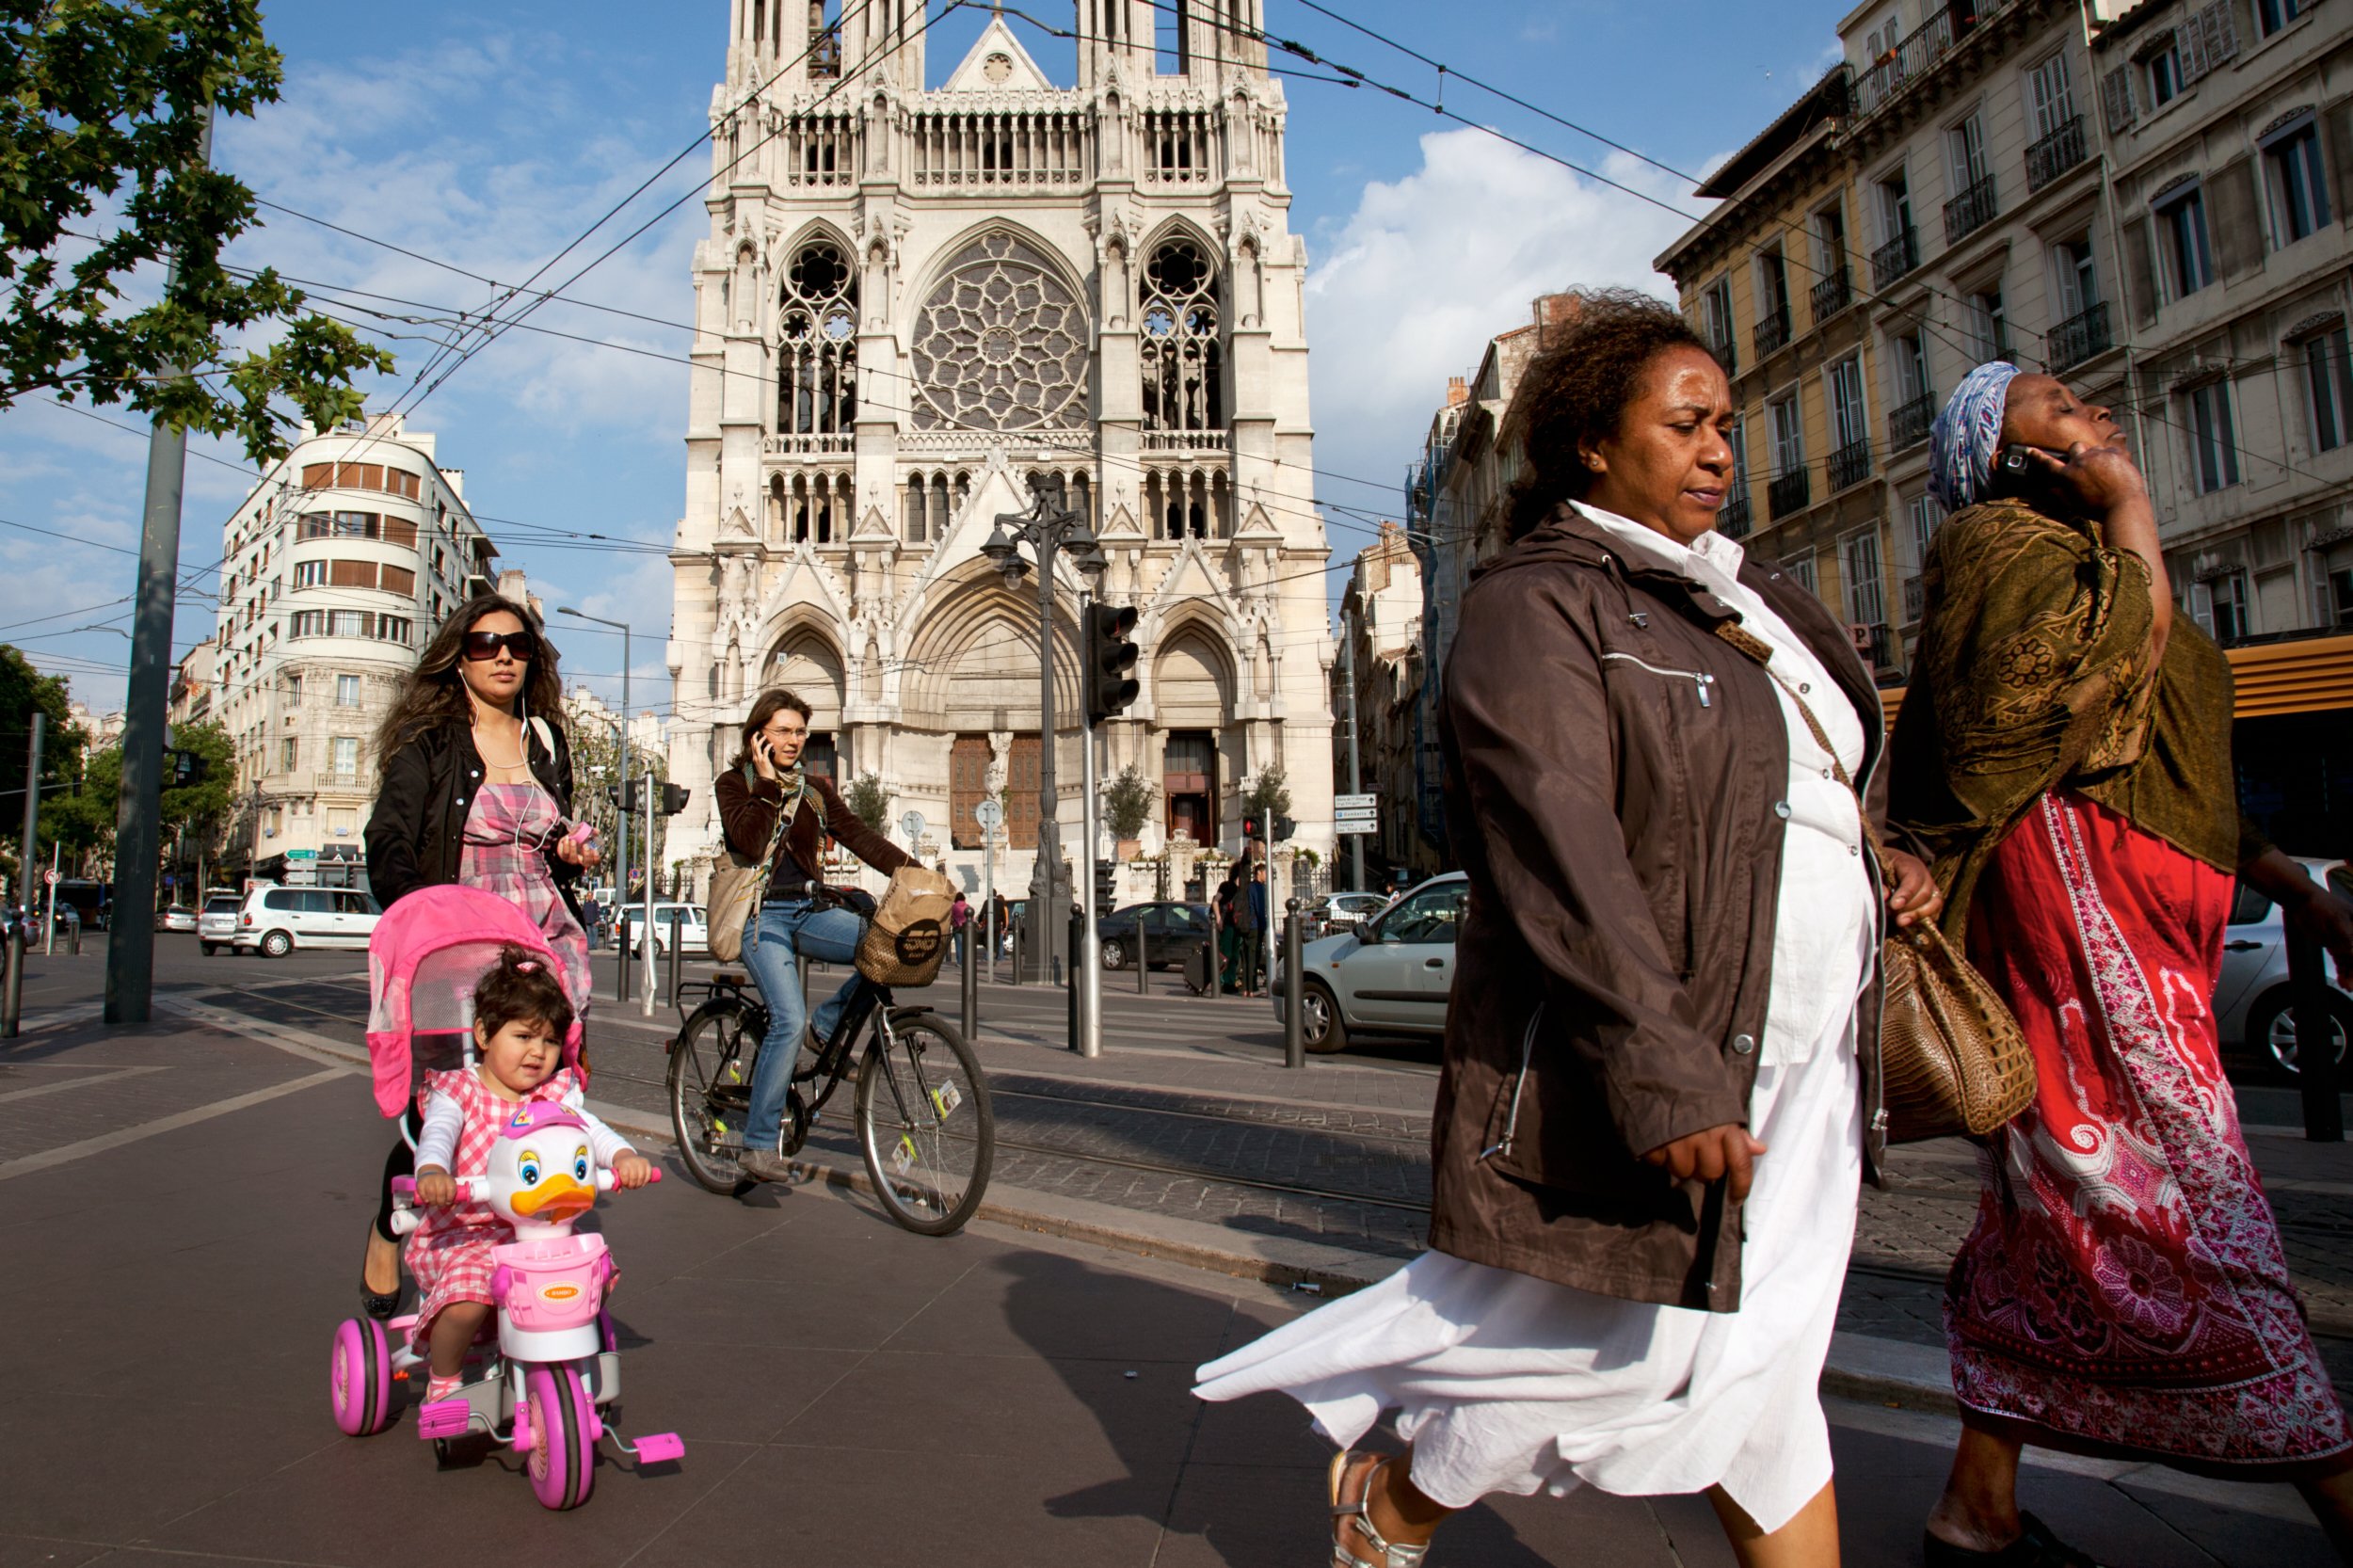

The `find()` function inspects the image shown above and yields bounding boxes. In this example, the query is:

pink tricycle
[327,886,682,1510]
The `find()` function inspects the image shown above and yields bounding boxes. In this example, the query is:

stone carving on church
[911,232,1089,431]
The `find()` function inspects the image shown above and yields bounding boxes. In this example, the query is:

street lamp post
[557,608,630,1004]
[978,490,1107,1011]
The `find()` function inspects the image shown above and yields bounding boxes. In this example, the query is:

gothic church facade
[666,0,1334,893]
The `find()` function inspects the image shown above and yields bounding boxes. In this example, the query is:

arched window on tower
[778,241,856,444]
[1141,239,1222,434]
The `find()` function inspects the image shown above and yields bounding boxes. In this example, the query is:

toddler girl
[406,944,651,1402]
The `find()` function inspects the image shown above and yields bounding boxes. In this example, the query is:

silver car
[1273,872,1467,1053]
[198,892,242,954]
[2216,858,2351,1079]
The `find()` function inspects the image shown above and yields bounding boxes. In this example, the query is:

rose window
[912,232,1089,431]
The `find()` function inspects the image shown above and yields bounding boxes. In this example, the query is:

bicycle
[664,952,995,1236]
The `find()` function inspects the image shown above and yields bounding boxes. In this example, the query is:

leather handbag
[855,864,957,987]
[1711,622,2035,1142]
[706,767,790,965]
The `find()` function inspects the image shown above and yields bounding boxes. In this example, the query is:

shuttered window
[379,565,416,596]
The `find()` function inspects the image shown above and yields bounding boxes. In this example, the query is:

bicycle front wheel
[668,1000,756,1195]
[856,1014,994,1236]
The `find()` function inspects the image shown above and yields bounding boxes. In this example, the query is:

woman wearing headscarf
[1892,362,2353,1564]
[1195,292,1943,1567]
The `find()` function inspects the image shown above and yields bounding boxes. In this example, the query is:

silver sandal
[1327,1450,1431,1568]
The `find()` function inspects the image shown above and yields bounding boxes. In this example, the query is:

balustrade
[2025,115,2087,193]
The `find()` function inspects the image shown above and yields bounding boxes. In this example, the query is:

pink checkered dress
[402,1066,582,1352]
[457,784,592,1016]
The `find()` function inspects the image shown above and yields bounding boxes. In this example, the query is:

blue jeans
[740,898,865,1152]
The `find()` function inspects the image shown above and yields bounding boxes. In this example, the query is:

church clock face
[911,232,1090,431]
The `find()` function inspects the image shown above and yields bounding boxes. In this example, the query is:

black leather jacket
[364,719,580,916]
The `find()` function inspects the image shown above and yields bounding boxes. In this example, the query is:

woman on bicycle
[715,687,911,1183]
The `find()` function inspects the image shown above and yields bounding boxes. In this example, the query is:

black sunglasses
[461,629,538,662]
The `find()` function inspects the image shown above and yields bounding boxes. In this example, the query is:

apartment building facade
[1331,521,1422,878]
[209,414,498,887]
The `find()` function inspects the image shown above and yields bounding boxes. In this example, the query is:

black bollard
[2289,924,2345,1142]
[1284,897,1305,1069]
[667,916,683,1010]
[960,925,978,1041]
[1138,912,1149,995]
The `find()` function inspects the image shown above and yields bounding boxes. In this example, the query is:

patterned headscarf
[1927,360,2022,513]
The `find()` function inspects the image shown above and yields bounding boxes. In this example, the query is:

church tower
[669,0,1330,904]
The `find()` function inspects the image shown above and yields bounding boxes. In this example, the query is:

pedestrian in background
[580,889,602,951]
[359,592,600,1324]
[1214,864,1242,994]
[1197,291,1940,1567]
[1234,860,1265,998]
[1893,362,2353,1564]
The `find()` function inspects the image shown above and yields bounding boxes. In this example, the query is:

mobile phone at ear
[1991,443,2062,495]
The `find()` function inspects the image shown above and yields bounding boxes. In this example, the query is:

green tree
[566,717,670,877]
[0,0,392,463]
[0,643,87,882]
[843,771,890,833]
[1102,764,1156,841]
[40,740,117,866]
[1242,766,1291,821]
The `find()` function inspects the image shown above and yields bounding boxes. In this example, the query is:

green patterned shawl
[1886,499,2247,942]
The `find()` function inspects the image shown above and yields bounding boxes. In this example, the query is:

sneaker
[738,1148,795,1184]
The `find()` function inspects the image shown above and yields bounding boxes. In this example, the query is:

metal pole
[668,896,683,1008]
[1138,902,1149,995]
[1342,605,1366,893]
[1077,601,1102,1060]
[104,113,210,1026]
[1032,534,1062,983]
[2290,923,2345,1142]
[960,921,977,1040]
[3,712,40,1035]
[44,842,59,955]
[983,823,995,984]
[1010,918,1022,987]
[615,628,631,1004]
[1066,903,1081,1051]
[1284,896,1305,1068]
[641,764,656,1018]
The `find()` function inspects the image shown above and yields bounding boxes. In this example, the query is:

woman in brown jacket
[715,687,910,1183]
[1194,293,1940,1567]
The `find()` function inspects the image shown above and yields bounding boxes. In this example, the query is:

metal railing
[1889,391,1936,451]
[1810,268,1853,326]
[2025,114,2087,193]
[1718,488,1753,538]
[1706,334,1737,376]
[1853,3,1974,118]
[1870,227,1920,290]
[1769,468,1812,520]
[2047,300,2112,374]
[1944,172,1999,246]
[1829,438,1873,491]
[1754,304,1793,360]
[1853,621,1896,668]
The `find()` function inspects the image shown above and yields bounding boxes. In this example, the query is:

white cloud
[1304,126,1709,520]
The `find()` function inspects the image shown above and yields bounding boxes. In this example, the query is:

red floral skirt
[1947,792,2347,1470]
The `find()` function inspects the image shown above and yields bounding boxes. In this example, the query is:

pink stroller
[328,885,681,1509]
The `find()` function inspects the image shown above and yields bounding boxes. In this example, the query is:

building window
[2186,379,2241,492]
[1769,393,1803,476]
[1842,530,1886,630]
[1140,238,1223,434]
[1701,276,1736,367]
[777,240,857,440]
[1721,417,1752,537]
[330,737,359,779]
[2196,570,2250,642]
[2329,566,2353,628]
[1908,493,1944,569]
[2255,0,2303,37]
[2027,51,2075,140]
[2265,120,2330,245]
[335,674,360,708]
[1947,112,1989,193]
[285,674,301,708]
[2055,237,2098,318]
[376,616,412,646]
[1967,284,2009,362]
[280,738,297,773]
[1162,730,1216,846]
[1783,552,1817,595]
[2148,39,2184,106]
[2157,185,2214,298]
[294,560,328,588]
[2304,328,2353,453]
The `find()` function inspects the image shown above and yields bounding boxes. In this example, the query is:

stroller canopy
[365,885,584,1117]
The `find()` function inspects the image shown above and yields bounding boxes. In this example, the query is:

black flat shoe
[1924,1512,2101,1568]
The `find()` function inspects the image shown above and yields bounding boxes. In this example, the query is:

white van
[234,885,383,956]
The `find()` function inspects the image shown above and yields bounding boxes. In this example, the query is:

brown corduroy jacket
[1429,504,1893,1313]
[714,765,910,898]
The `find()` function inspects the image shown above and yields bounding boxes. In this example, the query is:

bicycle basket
[854,865,955,987]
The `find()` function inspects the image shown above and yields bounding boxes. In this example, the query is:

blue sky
[0,0,1845,721]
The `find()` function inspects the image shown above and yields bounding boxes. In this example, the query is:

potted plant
[1103,764,1157,859]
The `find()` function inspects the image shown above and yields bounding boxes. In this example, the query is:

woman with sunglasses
[357,592,601,1320]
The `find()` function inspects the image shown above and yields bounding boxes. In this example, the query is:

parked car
[156,904,198,933]
[1272,872,1468,1053]
[197,893,243,955]
[2216,857,2352,1079]
[232,885,383,956]
[618,903,710,957]
[1319,891,1391,934]
[1096,901,1213,971]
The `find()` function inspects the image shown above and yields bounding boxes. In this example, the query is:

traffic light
[1093,857,1116,912]
[1082,602,1140,726]
[167,748,209,787]
[1241,813,1263,840]
[616,778,642,812]
[1274,815,1296,842]
[661,783,692,816]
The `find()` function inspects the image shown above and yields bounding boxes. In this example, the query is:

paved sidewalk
[0,1008,2329,1566]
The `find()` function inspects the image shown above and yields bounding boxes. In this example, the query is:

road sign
[286,849,317,861]
[899,810,928,844]
[43,870,57,886]
[973,799,1003,830]
[1334,793,1376,811]
[1336,810,1379,835]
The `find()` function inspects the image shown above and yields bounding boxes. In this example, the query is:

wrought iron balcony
[1754,304,1793,360]
[1829,438,1874,492]
[1870,228,1920,290]
[1810,268,1853,327]
[2025,115,2087,194]
[1768,468,1812,520]
[2047,300,2112,375]
[1705,333,1737,375]
[1851,621,1896,670]
[1717,488,1752,538]
[1889,391,1936,452]
[1943,173,1999,246]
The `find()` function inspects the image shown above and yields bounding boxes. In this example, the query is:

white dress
[1193,505,1878,1536]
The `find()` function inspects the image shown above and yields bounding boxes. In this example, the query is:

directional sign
[973,799,1003,830]
[286,849,317,861]
[1334,793,1377,811]
[1336,815,1379,836]
[899,810,928,844]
